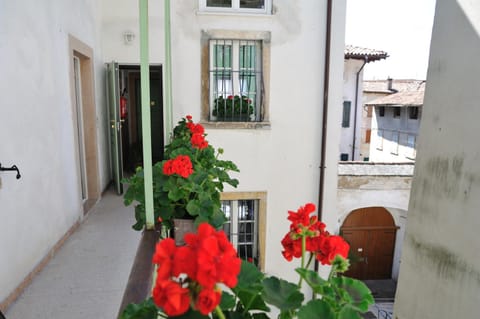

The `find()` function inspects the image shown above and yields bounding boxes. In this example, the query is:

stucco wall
[0,0,108,304]
[394,1,480,318]
[101,0,346,280]
[336,162,412,279]
[369,105,420,162]
[341,59,365,161]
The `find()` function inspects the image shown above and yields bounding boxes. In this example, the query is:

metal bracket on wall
[0,163,21,179]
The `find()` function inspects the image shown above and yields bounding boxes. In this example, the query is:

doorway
[69,35,100,213]
[120,65,164,172]
[340,207,397,280]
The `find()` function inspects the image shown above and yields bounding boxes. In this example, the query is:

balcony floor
[5,187,141,319]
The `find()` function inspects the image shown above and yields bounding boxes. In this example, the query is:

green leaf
[295,268,329,293]
[330,277,374,312]
[186,199,201,216]
[297,299,335,319]
[235,260,264,291]
[338,306,363,319]
[219,291,236,310]
[119,299,158,319]
[169,308,209,319]
[262,276,304,311]
[237,290,270,312]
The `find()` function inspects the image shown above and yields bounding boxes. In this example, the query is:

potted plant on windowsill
[123,115,239,239]
[212,95,255,122]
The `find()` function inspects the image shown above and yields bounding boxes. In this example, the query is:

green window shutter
[342,101,351,128]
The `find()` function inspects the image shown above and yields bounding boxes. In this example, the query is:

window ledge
[196,10,273,17]
[200,121,271,130]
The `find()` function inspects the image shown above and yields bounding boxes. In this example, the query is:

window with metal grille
[221,199,259,266]
[199,0,271,13]
[210,39,262,122]
[379,106,385,117]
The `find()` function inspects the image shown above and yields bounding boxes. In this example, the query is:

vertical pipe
[315,0,332,273]
[164,0,173,140]
[139,0,155,230]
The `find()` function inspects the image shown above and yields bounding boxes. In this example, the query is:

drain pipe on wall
[315,0,332,273]
[351,57,368,161]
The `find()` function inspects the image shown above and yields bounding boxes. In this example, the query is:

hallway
[5,188,141,319]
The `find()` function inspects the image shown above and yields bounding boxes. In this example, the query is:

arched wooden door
[340,207,397,280]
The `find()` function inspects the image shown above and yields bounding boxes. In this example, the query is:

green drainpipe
[164,0,173,140]
[139,0,155,230]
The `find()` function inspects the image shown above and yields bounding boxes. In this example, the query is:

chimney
[387,78,393,91]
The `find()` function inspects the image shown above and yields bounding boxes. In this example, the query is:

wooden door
[341,207,397,280]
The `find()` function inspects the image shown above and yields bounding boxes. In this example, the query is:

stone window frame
[201,30,271,129]
[220,191,267,270]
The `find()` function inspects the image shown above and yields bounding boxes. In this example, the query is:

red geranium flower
[163,155,193,178]
[195,288,222,315]
[191,133,208,149]
[152,280,190,316]
[152,238,176,280]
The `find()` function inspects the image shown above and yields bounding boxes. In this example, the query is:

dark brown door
[341,207,397,280]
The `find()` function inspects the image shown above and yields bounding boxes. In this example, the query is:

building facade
[367,80,425,162]
[0,0,347,308]
[341,46,387,162]
[394,1,480,317]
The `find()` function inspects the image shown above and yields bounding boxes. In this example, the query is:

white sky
[345,0,437,80]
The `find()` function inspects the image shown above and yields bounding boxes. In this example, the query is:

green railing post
[139,0,155,230]
[164,0,173,140]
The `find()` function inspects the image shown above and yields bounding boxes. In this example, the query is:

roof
[366,82,425,107]
[344,45,389,62]
[364,79,426,94]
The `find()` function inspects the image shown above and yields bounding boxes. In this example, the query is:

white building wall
[0,0,108,304]
[336,162,413,279]
[101,0,346,280]
[369,106,420,162]
[341,59,365,161]
[394,1,480,318]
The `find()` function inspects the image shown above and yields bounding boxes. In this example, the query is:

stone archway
[340,207,397,280]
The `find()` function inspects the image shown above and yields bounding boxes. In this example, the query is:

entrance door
[106,62,124,195]
[73,56,88,201]
[340,207,397,280]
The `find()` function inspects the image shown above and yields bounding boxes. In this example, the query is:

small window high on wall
[199,0,272,14]
[342,101,351,128]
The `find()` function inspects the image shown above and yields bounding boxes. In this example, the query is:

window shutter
[342,101,351,128]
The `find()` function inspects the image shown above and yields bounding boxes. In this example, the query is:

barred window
[222,199,260,266]
[210,39,262,122]
[199,0,272,14]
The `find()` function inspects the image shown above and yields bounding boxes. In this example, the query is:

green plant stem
[298,234,307,287]
[305,253,314,270]
[214,305,226,319]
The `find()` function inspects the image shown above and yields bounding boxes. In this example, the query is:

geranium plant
[121,203,374,319]
[123,116,239,230]
[212,95,255,121]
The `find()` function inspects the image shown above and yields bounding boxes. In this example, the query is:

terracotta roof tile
[344,45,388,62]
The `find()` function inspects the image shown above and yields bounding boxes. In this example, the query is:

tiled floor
[5,188,141,319]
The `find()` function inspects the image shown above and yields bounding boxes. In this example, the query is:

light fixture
[123,31,135,45]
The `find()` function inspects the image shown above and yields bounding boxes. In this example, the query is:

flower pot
[173,218,196,246]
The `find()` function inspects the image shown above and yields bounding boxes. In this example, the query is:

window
[406,135,416,159]
[342,101,351,128]
[220,192,266,269]
[201,30,270,127]
[200,0,272,14]
[377,130,384,150]
[409,107,419,119]
[379,106,385,117]
[393,107,401,118]
[390,131,399,155]
[340,153,349,161]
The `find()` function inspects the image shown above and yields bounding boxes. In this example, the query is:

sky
[345,0,437,80]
